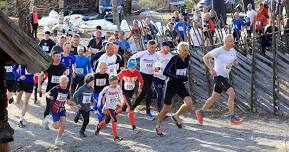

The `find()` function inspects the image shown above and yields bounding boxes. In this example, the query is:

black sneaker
[114,136,123,142]
[171,115,182,128]
[79,131,87,138]
[18,121,25,128]
[8,98,14,104]
[74,116,79,123]
[156,128,164,137]
[94,127,100,136]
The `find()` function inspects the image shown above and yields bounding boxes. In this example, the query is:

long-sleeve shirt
[163,55,189,83]
[174,21,191,37]
[73,84,94,112]
[98,85,124,110]
[118,69,144,96]
[74,55,92,77]
[13,65,34,84]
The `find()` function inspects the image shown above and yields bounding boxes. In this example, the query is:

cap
[161,41,170,47]
[127,58,137,69]
[44,31,51,35]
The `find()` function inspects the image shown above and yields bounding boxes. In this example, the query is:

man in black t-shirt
[87,30,104,55]
[71,34,86,55]
[39,31,56,55]
[38,51,67,130]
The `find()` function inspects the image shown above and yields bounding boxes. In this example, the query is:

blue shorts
[51,110,66,122]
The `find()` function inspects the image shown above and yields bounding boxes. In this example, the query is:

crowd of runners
[4,1,288,146]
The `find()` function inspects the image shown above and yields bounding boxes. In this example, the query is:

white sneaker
[54,138,65,146]
[145,113,155,121]
[42,117,50,130]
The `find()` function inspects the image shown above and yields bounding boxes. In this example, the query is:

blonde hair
[59,75,69,83]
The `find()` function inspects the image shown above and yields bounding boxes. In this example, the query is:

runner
[73,74,95,137]
[45,75,80,146]
[93,62,109,123]
[71,34,86,55]
[4,64,17,104]
[131,40,160,121]
[61,41,76,85]
[87,30,104,55]
[96,42,118,75]
[38,51,67,129]
[117,58,144,133]
[94,75,124,142]
[195,34,241,126]
[38,31,56,55]
[165,22,179,49]
[153,42,173,113]
[112,42,125,73]
[155,42,193,136]
[13,65,34,128]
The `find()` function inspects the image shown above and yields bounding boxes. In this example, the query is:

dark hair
[112,41,118,45]
[147,40,157,46]
[96,26,102,30]
[51,51,61,56]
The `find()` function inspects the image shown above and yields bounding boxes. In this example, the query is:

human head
[203,6,209,13]
[59,35,66,45]
[95,30,102,39]
[44,31,51,40]
[161,41,170,54]
[167,22,174,30]
[247,3,252,10]
[234,12,240,19]
[223,34,234,49]
[127,58,137,70]
[147,40,157,54]
[177,42,190,59]
[84,74,95,87]
[204,13,210,21]
[112,41,119,54]
[174,11,179,16]
[108,36,116,43]
[52,51,61,64]
[96,26,102,31]
[105,42,114,56]
[72,34,80,46]
[98,62,108,74]
[108,74,118,87]
[105,32,112,40]
[77,45,85,56]
[59,75,69,89]
[63,41,72,54]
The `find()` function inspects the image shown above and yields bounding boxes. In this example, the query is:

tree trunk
[124,0,131,15]
[112,0,120,30]
[285,0,289,17]
[17,0,31,35]
[95,0,99,13]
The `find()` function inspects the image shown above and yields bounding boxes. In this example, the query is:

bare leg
[202,92,221,111]
[156,104,171,128]
[20,93,31,118]
[15,91,23,104]
[58,117,66,137]
[175,96,193,119]
[226,87,236,113]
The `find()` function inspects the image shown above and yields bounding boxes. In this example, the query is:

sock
[98,120,106,129]
[128,111,136,127]
[112,122,118,138]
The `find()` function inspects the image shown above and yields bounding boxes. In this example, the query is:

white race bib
[224,64,232,74]
[176,69,187,76]
[178,26,184,31]
[5,66,13,73]
[56,93,68,101]
[108,64,116,74]
[91,48,99,54]
[167,37,173,41]
[246,26,251,30]
[42,46,49,52]
[95,78,106,86]
[124,81,135,90]
[145,62,153,68]
[51,75,60,84]
[75,68,84,75]
[82,94,92,104]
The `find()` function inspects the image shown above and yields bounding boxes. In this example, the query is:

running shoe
[73,116,79,123]
[230,114,241,125]
[132,128,140,134]
[54,138,65,146]
[95,127,100,136]
[145,112,155,121]
[171,115,182,128]
[195,109,204,126]
[42,119,50,130]
[8,98,14,104]
[155,128,164,137]
[114,136,123,142]
[18,121,26,128]
[79,131,87,138]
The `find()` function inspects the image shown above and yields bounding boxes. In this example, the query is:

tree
[95,0,99,13]
[112,0,120,30]
[124,0,131,15]
[285,0,289,17]
[17,0,31,35]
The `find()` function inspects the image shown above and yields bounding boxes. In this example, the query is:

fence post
[250,21,257,113]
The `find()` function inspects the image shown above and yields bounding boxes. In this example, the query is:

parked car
[99,0,124,21]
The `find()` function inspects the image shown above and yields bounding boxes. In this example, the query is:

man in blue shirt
[232,12,244,43]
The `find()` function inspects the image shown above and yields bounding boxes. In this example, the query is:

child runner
[95,75,124,142]
[116,58,144,134]
[45,75,80,146]
[93,62,109,123]
[73,74,95,137]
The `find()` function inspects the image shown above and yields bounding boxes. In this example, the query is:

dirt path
[7,93,289,152]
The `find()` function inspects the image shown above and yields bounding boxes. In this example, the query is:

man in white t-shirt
[246,3,257,36]
[195,34,241,126]
[131,40,160,121]
[96,42,118,75]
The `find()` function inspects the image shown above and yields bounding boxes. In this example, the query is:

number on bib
[124,81,135,90]
[176,69,187,76]
[95,78,106,86]
[75,68,84,75]
[56,93,68,101]
[42,46,49,52]
[82,95,91,104]
[51,75,60,83]
[5,66,13,73]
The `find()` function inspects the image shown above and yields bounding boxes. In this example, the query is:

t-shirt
[209,47,237,78]
[255,14,267,30]
[61,53,75,78]
[48,85,70,113]
[74,55,92,77]
[98,85,124,110]
[164,55,189,83]
[131,50,160,75]
[45,63,66,92]
[13,65,34,84]
[87,38,103,54]
[174,21,191,36]
[246,10,257,26]
[96,54,118,75]
[232,18,244,33]
[165,29,178,42]
[153,52,174,80]
[94,73,109,93]
[39,39,56,54]
[5,64,17,81]
[118,69,144,96]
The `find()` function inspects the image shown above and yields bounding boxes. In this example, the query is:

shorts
[51,110,66,122]
[213,76,231,94]
[17,82,34,93]
[164,81,190,105]
[5,80,17,92]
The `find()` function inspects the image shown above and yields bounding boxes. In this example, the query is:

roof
[0,10,51,73]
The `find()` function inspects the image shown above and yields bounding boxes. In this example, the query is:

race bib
[176,69,187,76]
[108,64,116,74]
[56,93,68,101]
[25,69,32,75]
[145,62,153,68]
[75,68,84,75]
[256,21,261,25]
[167,37,173,41]
[224,64,232,74]
[66,69,70,75]
[82,94,92,104]
[246,26,251,30]
[42,46,49,52]
[51,75,60,83]
[95,78,106,86]
[91,48,99,54]
[124,81,135,90]
[178,26,184,31]
[5,66,13,73]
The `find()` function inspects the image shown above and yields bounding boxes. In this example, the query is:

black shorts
[5,80,17,92]
[213,76,231,94]
[164,81,190,105]
[17,82,34,93]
